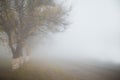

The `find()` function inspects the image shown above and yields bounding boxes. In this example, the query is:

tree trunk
[23,43,31,62]
[8,32,16,58]
[14,42,23,58]
[8,32,31,69]
[8,32,23,69]
[8,34,21,59]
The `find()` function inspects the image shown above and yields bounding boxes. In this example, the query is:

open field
[0,56,120,80]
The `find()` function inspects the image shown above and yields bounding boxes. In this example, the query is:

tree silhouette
[0,0,68,69]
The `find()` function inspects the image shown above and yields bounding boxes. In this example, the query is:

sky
[34,0,120,63]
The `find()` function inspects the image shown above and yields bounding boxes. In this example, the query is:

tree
[0,0,68,69]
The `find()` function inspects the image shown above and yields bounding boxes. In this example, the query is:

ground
[0,56,120,80]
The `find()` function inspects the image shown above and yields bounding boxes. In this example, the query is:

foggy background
[33,0,120,64]
[0,0,120,80]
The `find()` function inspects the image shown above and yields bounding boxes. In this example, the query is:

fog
[0,1,120,80]
[32,0,120,64]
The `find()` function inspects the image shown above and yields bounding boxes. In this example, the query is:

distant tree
[0,0,69,69]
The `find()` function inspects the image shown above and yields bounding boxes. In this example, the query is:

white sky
[34,0,120,63]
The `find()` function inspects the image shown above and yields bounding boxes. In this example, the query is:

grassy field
[0,59,77,80]
[0,57,120,80]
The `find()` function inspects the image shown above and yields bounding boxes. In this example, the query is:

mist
[33,0,120,64]
[1,0,120,80]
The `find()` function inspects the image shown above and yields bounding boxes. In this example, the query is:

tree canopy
[0,0,68,58]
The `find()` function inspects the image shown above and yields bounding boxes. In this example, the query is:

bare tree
[0,0,68,69]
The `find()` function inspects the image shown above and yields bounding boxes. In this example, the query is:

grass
[0,59,75,80]
[1,57,120,80]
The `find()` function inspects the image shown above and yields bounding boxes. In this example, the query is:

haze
[0,0,120,80]
[33,0,120,64]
